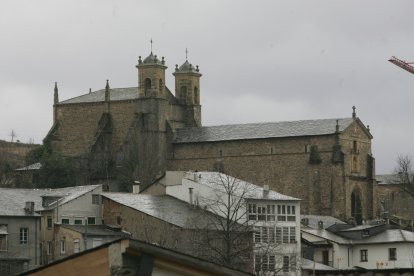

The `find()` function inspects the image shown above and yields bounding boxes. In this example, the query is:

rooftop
[174,118,355,143]
[59,87,139,104]
[376,174,402,185]
[60,224,129,237]
[301,215,345,229]
[184,171,300,201]
[101,193,220,229]
[0,185,101,216]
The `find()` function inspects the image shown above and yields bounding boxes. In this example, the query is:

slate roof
[174,118,354,143]
[102,193,220,229]
[301,215,345,229]
[59,87,139,104]
[302,228,414,245]
[0,185,101,216]
[15,162,42,171]
[186,171,300,201]
[376,174,401,185]
[60,225,129,237]
[301,258,339,271]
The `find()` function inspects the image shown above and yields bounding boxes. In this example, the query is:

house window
[283,256,290,272]
[257,206,266,221]
[92,194,100,205]
[60,238,66,254]
[248,204,257,220]
[87,217,96,225]
[389,248,397,261]
[47,216,53,229]
[74,218,83,225]
[20,228,28,245]
[360,249,368,262]
[61,218,69,225]
[0,225,7,251]
[248,203,276,221]
[322,250,329,265]
[254,254,276,273]
[290,227,296,243]
[73,239,80,253]
[47,241,52,255]
[277,204,296,221]
[254,227,261,243]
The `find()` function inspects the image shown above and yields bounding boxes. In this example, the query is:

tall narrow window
[353,140,358,153]
[360,249,368,262]
[353,156,359,172]
[47,216,53,229]
[144,78,151,95]
[283,256,290,272]
[60,238,66,254]
[159,79,163,91]
[194,86,199,104]
[180,86,187,101]
[389,248,397,260]
[73,239,80,253]
[20,228,28,245]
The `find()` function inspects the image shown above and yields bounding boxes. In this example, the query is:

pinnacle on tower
[54,82,59,104]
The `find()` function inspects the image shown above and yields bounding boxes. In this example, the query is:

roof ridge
[178,117,352,130]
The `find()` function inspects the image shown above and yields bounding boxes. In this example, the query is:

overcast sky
[1,0,413,173]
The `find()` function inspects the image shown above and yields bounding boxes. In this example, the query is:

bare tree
[394,154,413,191]
[117,128,161,192]
[192,173,254,271]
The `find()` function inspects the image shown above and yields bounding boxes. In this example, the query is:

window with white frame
[277,204,296,221]
[254,226,296,244]
[360,249,368,262]
[73,239,80,253]
[92,194,100,205]
[389,248,397,261]
[248,203,278,221]
[74,218,83,225]
[87,217,96,225]
[254,254,276,273]
[61,218,69,225]
[20,228,28,245]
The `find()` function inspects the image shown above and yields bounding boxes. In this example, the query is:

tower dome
[174,60,201,75]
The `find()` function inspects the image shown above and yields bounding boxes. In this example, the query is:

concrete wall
[0,216,41,271]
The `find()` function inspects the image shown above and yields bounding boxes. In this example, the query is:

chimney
[132,181,140,194]
[263,184,269,198]
[318,220,324,230]
[189,188,194,205]
[25,201,35,214]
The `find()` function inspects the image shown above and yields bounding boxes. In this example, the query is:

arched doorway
[351,190,363,225]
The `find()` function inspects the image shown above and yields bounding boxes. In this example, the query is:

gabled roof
[101,193,219,229]
[301,215,345,229]
[302,228,414,245]
[15,162,42,171]
[185,171,300,201]
[174,118,354,143]
[0,185,101,216]
[59,87,139,104]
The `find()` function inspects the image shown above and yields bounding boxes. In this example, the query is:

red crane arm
[389,56,414,75]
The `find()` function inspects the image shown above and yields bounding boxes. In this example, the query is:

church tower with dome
[46,49,203,190]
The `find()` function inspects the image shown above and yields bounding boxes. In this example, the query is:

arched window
[353,141,358,154]
[180,86,187,102]
[194,86,199,104]
[144,78,151,95]
[159,79,163,91]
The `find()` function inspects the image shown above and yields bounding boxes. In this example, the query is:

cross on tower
[150,38,153,53]
[186,48,188,61]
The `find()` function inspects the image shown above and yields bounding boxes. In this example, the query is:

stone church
[46,50,376,223]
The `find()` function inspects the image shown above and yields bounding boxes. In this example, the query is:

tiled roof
[0,185,101,216]
[102,193,220,229]
[185,171,300,201]
[15,162,42,171]
[59,87,139,104]
[174,118,354,143]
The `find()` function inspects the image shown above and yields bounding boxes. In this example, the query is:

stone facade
[45,50,375,223]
